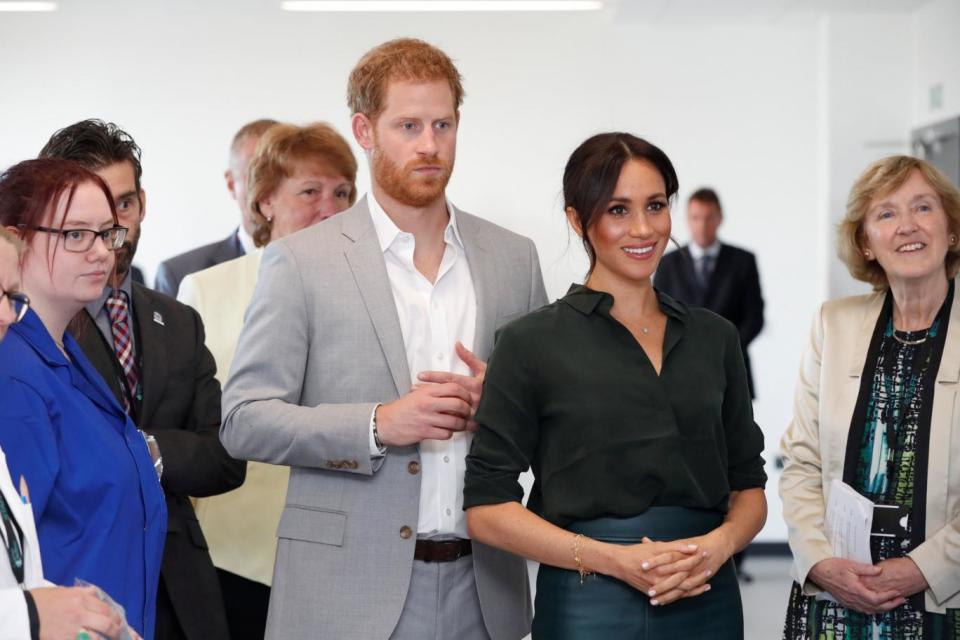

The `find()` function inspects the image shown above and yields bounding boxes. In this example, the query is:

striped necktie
[106,289,139,415]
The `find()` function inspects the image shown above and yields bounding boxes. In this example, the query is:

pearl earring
[950,234,957,245]
[864,250,872,259]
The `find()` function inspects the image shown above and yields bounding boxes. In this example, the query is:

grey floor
[740,556,793,639]
[523,555,794,639]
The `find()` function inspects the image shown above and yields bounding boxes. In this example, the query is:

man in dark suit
[154,118,278,296]
[40,120,245,640]
[655,187,764,396]
[654,186,764,580]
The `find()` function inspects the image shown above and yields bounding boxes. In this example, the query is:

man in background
[654,186,764,580]
[154,118,277,296]
[41,119,245,640]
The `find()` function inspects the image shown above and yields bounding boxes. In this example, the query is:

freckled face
[367,80,457,208]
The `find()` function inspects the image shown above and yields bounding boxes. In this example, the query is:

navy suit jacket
[154,231,244,297]
[654,243,764,397]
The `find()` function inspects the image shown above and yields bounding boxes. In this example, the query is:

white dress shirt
[237,226,257,256]
[688,240,721,261]
[368,194,477,540]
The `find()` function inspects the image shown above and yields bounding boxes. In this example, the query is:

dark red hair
[0,157,117,252]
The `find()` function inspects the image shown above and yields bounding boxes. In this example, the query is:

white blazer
[0,446,45,639]
[780,285,960,613]
[178,251,289,586]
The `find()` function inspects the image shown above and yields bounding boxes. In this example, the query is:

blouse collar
[562,283,687,322]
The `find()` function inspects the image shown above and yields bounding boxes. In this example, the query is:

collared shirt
[237,226,256,256]
[0,310,166,638]
[368,193,478,539]
[85,271,136,360]
[464,284,767,528]
[688,240,721,262]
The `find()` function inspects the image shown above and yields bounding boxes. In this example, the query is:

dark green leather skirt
[533,507,743,639]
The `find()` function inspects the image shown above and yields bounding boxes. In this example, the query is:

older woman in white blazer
[781,156,960,638]
[0,228,129,640]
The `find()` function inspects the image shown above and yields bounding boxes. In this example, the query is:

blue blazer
[0,310,167,639]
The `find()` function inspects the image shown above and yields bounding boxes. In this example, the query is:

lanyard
[0,491,24,584]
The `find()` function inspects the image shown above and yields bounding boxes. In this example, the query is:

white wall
[912,0,960,128]
[823,13,913,301]
[1,2,843,542]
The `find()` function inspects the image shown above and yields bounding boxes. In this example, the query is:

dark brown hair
[689,187,722,212]
[39,119,143,196]
[563,132,679,273]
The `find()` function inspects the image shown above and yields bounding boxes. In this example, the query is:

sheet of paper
[824,479,874,564]
[815,479,875,602]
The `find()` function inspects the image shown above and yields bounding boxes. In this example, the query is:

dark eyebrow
[608,192,668,203]
[116,190,138,202]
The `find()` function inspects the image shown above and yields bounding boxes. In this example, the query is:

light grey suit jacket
[221,197,548,640]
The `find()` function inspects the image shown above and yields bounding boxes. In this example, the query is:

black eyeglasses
[27,226,128,253]
[0,289,29,324]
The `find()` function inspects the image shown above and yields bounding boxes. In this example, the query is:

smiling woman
[463,132,768,639]
[0,158,167,639]
[781,156,960,639]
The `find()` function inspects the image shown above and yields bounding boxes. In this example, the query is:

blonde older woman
[178,121,356,639]
[781,156,960,638]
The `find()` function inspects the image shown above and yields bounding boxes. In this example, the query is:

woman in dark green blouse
[463,133,768,639]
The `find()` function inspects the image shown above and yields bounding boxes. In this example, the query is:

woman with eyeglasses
[0,158,166,640]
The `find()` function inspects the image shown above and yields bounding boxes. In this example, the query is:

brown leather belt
[414,539,472,563]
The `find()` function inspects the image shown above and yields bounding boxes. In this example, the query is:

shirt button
[445,508,452,516]
[443,455,450,463]
[399,526,413,539]
[407,461,421,475]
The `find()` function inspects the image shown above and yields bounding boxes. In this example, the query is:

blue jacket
[0,310,166,639]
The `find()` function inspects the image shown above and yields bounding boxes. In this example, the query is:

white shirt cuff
[369,404,386,458]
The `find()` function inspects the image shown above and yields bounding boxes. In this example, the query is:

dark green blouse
[463,284,767,528]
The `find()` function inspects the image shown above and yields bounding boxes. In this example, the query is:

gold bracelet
[572,533,593,585]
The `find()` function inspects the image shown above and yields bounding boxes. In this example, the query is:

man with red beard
[40,120,244,640]
[221,39,547,640]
